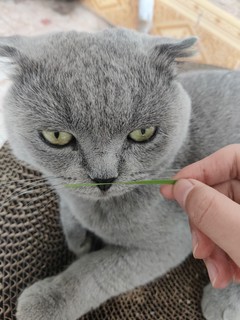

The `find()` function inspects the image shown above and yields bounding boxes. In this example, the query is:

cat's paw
[202,283,240,320]
[16,277,67,320]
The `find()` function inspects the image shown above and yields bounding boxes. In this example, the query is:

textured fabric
[0,143,209,320]
[0,143,75,320]
[81,254,209,320]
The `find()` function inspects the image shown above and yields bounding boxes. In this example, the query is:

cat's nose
[92,177,116,192]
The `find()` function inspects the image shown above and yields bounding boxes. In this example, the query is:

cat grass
[65,179,176,188]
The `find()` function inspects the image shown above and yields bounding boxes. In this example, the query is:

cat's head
[1,28,196,200]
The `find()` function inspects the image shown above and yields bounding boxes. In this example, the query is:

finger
[160,184,175,199]
[190,224,215,259]
[190,224,240,283]
[213,179,240,204]
[173,178,240,267]
[204,247,233,288]
[231,261,240,283]
[175,144,240,184]
[161,178,240,203]
[161,144,240,198]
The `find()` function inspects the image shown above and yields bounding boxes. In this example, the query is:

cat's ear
[149,37,198,70]
[0,36,26,79]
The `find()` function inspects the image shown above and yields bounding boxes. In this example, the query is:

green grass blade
[65,179,176,189]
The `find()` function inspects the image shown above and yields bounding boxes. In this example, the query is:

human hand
[161,144,240,288]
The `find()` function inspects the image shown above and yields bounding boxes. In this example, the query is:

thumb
[173,179,240,267]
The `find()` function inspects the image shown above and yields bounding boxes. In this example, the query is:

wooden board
[82,0,240,69]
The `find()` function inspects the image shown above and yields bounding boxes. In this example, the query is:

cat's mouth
[60,172,156,199]
[64,181,135,200]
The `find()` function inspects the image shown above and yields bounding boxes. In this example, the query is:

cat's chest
[77,197,150,237]
[68,190,186,248]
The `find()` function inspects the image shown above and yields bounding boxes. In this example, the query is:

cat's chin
[69,186,134,201]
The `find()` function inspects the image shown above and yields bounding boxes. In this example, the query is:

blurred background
[0,0,239,147]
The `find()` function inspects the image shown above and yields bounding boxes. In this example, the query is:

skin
[161,144,240,289]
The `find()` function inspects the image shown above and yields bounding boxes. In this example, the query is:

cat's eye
[128,127,156,143]
[41,130,73,146]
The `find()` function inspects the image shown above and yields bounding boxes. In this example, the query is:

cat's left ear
[149,37,198,68]
[0,36,27,79]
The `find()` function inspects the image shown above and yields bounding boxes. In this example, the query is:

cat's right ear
[0,36,25,79]
[147,37,198,77]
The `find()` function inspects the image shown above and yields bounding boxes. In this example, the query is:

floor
[212,0,240,18]
[0,0,109,147]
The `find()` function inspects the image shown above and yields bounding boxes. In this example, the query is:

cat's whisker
[0,176,64,206]
[17,184,66,212]
[129,168,182,176]
[0,183,67,214]
[26,187,71,219]
[0,178,46,188]
[127,172,174,180]
[0,180,61,211]
[129,175,178,180]
[0,175,60,186]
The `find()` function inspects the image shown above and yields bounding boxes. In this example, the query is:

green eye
[128,127,156,142]
[41,130,73,146]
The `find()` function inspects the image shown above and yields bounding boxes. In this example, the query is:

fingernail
[204,258,218,287]
[174,179,194,209]
[191,230,198,258]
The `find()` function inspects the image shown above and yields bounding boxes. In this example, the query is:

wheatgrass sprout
[65,179,176,188]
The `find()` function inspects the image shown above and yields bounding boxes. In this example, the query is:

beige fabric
[0,143,209,320]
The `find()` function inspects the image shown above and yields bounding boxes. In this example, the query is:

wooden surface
[81,0,139,29]
[82,0,240,69]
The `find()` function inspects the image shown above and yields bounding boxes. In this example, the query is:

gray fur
[1,28,240,320]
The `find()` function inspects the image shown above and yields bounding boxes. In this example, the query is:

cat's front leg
[202,282,240,320]
[60,198,91,257]
[17,245,171,320]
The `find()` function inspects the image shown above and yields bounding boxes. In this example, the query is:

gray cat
[1,28,240,320]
